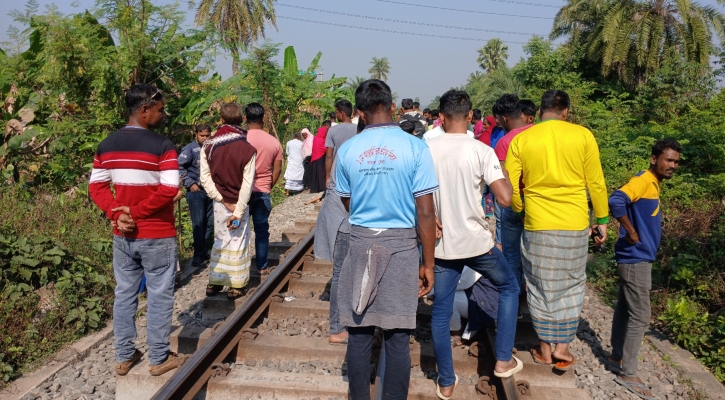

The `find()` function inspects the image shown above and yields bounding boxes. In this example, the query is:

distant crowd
[89,80,681,400]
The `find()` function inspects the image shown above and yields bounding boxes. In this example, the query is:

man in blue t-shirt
[608,139,681,400]
[335,79,438,400]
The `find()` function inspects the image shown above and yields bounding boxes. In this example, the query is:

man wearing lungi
[283,132,305,195]
[428,90,522,400]
[506,90,609,371]
[608,139,681,399]
[334,79,438,400]
[199,103,257,300]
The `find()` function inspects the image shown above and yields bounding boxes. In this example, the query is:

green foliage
[476,38,509,73]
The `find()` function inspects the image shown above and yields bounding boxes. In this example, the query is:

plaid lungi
[521,229,588,343]
[209,201,252,289]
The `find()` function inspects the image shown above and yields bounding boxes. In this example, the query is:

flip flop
[436,374,458,400]
[530,348,553,366]
[614,377,659,400]
[553,355,577,371]
[493,356,523,378]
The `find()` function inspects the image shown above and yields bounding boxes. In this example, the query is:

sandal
[206,284,222,296]
[493,356,523,378]
[436,374,458,400]
[553,355,577,371]
[227,288,247,300]
[614,377,659,400]
[530,348,553,366]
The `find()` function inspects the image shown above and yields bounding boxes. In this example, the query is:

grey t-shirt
[325,122,357,190]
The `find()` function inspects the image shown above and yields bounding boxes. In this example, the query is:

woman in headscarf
[477,116,496,146]
[308,121,330,193]
[301,128,314,189]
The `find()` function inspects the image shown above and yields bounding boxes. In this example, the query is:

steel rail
[151,230,315,400]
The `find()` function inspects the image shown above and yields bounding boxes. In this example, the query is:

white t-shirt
[428,134,505,259]
[423,126,475,141]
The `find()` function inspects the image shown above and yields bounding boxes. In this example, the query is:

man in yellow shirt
[506,90,608,371]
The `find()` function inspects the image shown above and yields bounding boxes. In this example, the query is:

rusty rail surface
[150,230,315,400]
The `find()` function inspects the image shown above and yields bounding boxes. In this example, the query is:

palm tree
[477,39,509,72]
[195,0,277,74]
[552,0,725,85]
[368,57,391,81]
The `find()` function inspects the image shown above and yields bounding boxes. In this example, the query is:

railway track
[115,208,592,400]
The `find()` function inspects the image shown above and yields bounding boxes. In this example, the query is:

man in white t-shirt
[427,90,522,399]
[422,125,474,141]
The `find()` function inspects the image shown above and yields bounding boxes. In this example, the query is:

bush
[0,187,114,386]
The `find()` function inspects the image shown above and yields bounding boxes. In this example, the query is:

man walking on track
[89,84,186,376]
[314,99,357,345]
[608,139,681,399]
[506,90,608,372]
[244,103,282,274]
[428,90,521,400]
[335,79,438,400]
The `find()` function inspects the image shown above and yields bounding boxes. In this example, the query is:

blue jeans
[432,247,519,387]
[249,192,272,270]
[113,236,177,366]
[500,205,525,289]
[347,326,411,400]
[185,190,213,263]
[329,231,349,335]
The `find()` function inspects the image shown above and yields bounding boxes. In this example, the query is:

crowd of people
[89,80,681,400]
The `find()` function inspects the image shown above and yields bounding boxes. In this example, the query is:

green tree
[477,38,509,72]
[194,0,277,74]
[368,57,390,81]
[552,0,725,85]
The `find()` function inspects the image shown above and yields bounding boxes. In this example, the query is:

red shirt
[89,127,179,239]
[494,124,533,162]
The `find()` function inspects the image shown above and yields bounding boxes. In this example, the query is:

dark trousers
[249,192,272,270]
[611,262,652,377]
[347,326,411,400]
[329,231,350,335]
[185,190,213,263]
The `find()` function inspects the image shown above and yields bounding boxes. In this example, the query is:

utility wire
[449,0,562,8]
[277,3,546,37]
[277,16,530,44]
[374,0,556,20]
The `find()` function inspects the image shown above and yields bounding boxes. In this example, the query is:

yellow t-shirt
[505,119,609,231]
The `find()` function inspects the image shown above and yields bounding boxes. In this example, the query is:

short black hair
[472,109,482,121]
[195,123,211,133]
[652,139,683,158]
[430,109,439,118]
[329,111,337,119]
[355,79,393,116]
[413,101,420,108]
[399,120,416,134]
[244,102,265,123]
[439,90,472,120]
[125,84,163,114]
[401,98,414,110]
[322,120,331,127]
[492,94,521,119]
[423,108,430,113]
[334,99,353,118]
[540,90,570,113]
[519,99,537,117]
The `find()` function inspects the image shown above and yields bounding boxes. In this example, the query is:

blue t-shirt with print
[335,123,439,228]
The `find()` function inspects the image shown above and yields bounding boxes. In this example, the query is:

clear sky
[1,0,723,105]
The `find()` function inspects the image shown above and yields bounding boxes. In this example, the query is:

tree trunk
[231,48,240,75]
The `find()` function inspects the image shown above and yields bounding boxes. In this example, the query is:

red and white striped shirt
[89,126,179,239]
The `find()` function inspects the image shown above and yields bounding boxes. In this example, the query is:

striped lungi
[521,228,588,343]
[209,201,252,289]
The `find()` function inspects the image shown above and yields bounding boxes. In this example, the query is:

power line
[375,0,556,20]
[277,4,546,37]
[453,0,562,8]
[276,16,530,44]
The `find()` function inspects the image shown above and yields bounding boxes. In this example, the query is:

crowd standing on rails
[90,79,681,400]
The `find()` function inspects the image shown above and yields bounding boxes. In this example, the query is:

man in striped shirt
[89,84,186,377]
